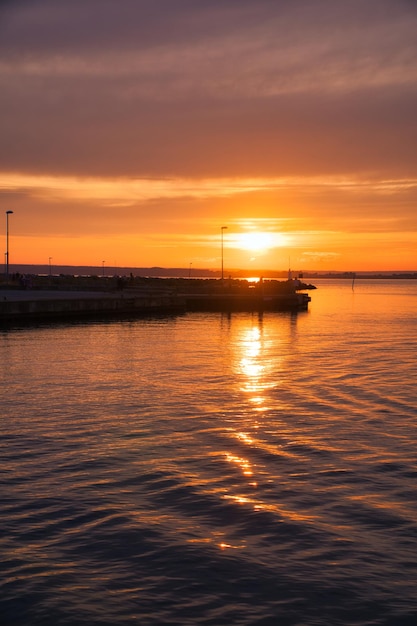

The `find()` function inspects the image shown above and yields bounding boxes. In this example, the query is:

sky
[1,0,416,273]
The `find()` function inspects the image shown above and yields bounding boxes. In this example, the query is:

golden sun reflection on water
[225,452,253,476]
[235,431,254,445]
[213,315,311,533]
[223,493,319,523]
[219,541,245,550]
[236,323,279,400]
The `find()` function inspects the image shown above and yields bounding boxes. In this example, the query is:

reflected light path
[225,452,253,476]
[237,324,279,402]
[215,314,306,531]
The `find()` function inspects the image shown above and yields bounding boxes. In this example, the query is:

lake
[1,279,416,625]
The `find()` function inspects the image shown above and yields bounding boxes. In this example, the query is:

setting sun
[233,232,287,253]
[1,0,416,274]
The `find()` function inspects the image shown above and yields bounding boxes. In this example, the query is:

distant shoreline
[5,265,417,280]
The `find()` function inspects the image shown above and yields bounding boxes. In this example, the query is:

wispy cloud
[0,0,416,269]
[2,172,416,201]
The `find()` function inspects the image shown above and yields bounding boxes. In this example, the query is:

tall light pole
[5,210,13,282]
[221,226,228,280]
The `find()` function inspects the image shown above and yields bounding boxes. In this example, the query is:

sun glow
[233,231,287,253]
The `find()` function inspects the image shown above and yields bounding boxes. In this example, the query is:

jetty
[177,277,311,312]
[0,276,312,324]
[0,288,183,324]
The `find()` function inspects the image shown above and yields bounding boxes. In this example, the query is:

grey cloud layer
[1,0,416,178]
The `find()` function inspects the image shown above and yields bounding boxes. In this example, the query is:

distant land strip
[5,265,417,280]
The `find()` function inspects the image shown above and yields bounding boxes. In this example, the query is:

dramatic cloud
[0,0,416,270]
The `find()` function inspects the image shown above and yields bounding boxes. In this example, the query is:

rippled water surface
[1,279,417,625]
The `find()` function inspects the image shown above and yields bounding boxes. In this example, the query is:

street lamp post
[221,226,228,280]
[5,210,13,282]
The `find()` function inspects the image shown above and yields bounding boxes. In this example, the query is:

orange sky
[1,1,416,272]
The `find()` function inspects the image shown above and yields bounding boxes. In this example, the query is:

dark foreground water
[1,279,416,625]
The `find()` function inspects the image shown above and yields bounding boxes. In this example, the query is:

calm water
[1,279,416,625]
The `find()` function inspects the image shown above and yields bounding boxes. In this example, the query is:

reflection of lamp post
[6,210,13,282]
[221,226,228,280]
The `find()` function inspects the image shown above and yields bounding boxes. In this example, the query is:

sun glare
[234,232,286,252]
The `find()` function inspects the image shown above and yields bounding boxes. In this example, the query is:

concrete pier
[0,278,312,325]
[181,291,311,312]
[0,289,184,324]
